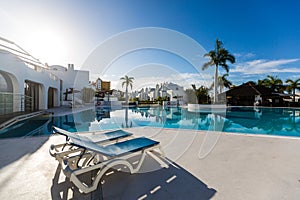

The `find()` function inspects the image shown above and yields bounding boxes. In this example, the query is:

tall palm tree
[120,75,134,104]
[261,75,283,93]
[202,39,235,103]
[285,78,300,103]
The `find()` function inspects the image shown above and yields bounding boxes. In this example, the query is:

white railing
[0,36,60,82]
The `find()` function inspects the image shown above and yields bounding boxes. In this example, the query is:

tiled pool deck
[0,126,300,199]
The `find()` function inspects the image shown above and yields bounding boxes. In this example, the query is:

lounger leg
[131,150,147,173]
[69,159,134,193]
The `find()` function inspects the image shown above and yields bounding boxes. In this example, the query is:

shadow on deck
[51,154,216,200]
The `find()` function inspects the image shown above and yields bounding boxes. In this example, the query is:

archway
[0,71,20,114]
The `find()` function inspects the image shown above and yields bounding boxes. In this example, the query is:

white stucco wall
[48,65,89,92]
[0,50,60,110]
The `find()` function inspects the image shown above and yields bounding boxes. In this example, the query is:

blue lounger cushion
[53,126,132,143]
[70,137,159,157]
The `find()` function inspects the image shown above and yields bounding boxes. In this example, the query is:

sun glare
[23,29,68,65]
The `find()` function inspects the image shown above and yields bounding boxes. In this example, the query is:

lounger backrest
[53,126,132,143]
[70,137,159,157]
[86,129,132,142]
[53,126,82,141]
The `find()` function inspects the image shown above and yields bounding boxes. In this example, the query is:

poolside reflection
[130,107,300,137]
[45,107,300,137]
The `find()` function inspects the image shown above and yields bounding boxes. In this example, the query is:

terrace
[0,126,300,199]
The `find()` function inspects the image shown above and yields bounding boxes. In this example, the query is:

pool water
[1,106,300,138]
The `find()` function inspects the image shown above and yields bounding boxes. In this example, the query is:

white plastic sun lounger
[59,136,165,193]
[50,126,132,161]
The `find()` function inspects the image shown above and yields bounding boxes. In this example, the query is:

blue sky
[1,0,300,90]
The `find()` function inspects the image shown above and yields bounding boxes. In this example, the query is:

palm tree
[211,74,232,94]
[285,78,300,103]
[257,79,264,86]
[202,39,235,103]
[260,75,283,93]
[120,75,134,104]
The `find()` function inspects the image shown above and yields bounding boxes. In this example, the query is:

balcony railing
[0,92,33,115]
[0,36,59,82]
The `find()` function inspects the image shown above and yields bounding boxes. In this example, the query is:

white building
[48,64,89,96]
[0,36,89,114]
[164,82,185,103]
[95,78,102,91]
[133,82,186,104]
[138,88,151,101]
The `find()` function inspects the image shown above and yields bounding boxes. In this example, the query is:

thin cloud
[233,52,256,59]
[232,58,300,74]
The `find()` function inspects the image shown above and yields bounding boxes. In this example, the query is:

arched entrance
[0,72,12,114]
[0,71,19,114]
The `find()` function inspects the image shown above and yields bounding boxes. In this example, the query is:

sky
[1,0,300,90]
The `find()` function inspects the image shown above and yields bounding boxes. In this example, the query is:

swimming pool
[1,106,300,138]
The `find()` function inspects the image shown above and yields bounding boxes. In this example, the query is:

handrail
[0,92,32,97]
[0,110,47,131]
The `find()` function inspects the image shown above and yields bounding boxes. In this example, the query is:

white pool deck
[1,125,300,200]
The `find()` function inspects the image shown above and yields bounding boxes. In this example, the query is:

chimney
[68,64,74,70]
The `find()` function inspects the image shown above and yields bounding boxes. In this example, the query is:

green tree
[285,78,300,103]
[260,75,283,93]
[191,84,211,104]
[202,39,235,103]
[120,75,134,104]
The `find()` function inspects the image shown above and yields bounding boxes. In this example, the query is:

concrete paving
[0,128,300,199]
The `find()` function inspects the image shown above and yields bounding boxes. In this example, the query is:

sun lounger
[50,126,133,161]
[54,134,165,193]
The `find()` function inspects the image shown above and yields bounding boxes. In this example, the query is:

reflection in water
[95,107,110,122]
[0,114,52,138]
[63,115,81,131]
[224,107,300,136]
[129,107,300,137]
[2,107,300,138]
[122,107,132,128]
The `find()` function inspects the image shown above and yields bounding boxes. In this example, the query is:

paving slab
[0,128,300,199]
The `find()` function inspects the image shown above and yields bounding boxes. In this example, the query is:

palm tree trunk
[214,65,218,103]
[293,89,295,103]
[125,86,128,104]
[125,107,128,127]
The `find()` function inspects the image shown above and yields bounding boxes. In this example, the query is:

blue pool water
[1,106,300,138]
